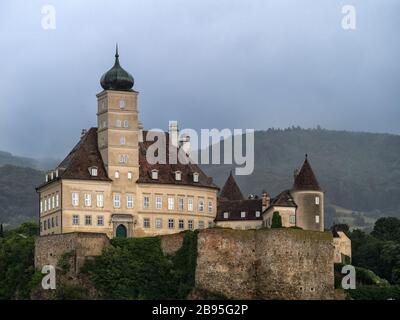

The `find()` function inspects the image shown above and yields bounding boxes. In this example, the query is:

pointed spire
[115,43,119,58]
[293,156,321,191]
[220,171,244,201]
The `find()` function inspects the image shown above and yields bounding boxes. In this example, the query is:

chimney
[169,121,179,147]
[180,134,191,155]
[262,191,270,212]
[81,129,87,139]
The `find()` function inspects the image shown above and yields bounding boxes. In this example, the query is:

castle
[36,48,350,264]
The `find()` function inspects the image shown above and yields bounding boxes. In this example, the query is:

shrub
[271,212,282,228]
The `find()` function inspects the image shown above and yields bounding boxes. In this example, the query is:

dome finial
[100,45,134,91]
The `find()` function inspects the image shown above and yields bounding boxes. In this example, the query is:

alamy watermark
[144,122,254,176]
[341,5,356,30]
[41,5,56,30]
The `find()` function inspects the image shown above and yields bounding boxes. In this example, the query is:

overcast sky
[0,0,399,158]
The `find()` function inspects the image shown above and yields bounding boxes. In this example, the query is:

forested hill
[0,165,43,226]
[202,128,400,226]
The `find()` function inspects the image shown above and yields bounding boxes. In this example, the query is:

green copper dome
[100,45,134,91]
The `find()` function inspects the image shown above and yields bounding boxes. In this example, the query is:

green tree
[271,212,282,228]
[0,224,4,238]
[0,222,39,299]
[371,217,400,242]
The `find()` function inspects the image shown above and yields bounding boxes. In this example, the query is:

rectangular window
[44,198,47,212]
[96,194,104,208]
[123,120,129,128]
[48,198,51,211]
[72,192,79,207]
[168,219,174,229]
[143,196,150,209]
[315,196,320,205]
[52,195,55,209]
[119,155,128,164]
[224,212,229,219]
[127,171,132,180]
[143,218,150,228]
[85,215,92,226]
[198,199,204,212]
[315,215,320,224]
[178,219,184,229]
[40,201,43,214]
[51,217,54,228]
[116,119,122,128]
[198,221,205,229]
[178,198,184,211]
[127,194,134,209]
[188,220,194,230]
[255,211,261,218]
[155,196,162,209]
[188,198,193,211]
[84,193,92,207]
[72,215,79,225]
[113,194,121,208]
[44,220,47,230]
[56,216,59,227]
[208,221,213,228]
[155,218,162,229]
[120,136,126,145]
[290,215,296,224]
[97,215,104,226]
[241,211,246,218]
[56,193,59,208]
[168,197,174,210]
[208,201,213,213]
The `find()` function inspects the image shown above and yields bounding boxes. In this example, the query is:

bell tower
[96,45,140,184]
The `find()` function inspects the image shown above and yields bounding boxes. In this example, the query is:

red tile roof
[38,128,218,190]
[293,157,321,191]
[216,198,262,221]
[219,172,244,200]
[137,131,218,189]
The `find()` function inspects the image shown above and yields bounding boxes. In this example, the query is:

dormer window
[175,171,182,181]
[193,172,199,183]
[223,212,229,219]
[151,169,159,180]
[50,171,54,180]
[89,167,98,177]
[45,174,49,182]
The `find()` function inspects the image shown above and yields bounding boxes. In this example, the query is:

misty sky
[0,0,399,158]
